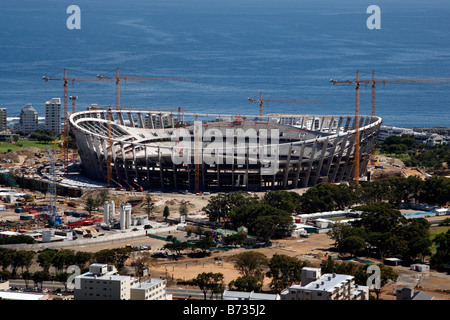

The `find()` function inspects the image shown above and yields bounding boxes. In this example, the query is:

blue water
[0,0,449,127]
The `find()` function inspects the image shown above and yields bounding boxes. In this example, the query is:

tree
[37,249,57,273]
[229,203,293,240]
[202,191,259,224]
[141,193,155,219]
[179,200,189,217]
[32,271,50,290]
[262,190,302,213]
[300,183,342,213]
[0,248,13,272]
[163,206,170,222]
[55,272,70,292]
[234,251,268,279]
[52,249,76,273]
[266,254,308,293]
[223,233,246,247]
[352,202,405,234]
[84,196,97,216]
[94,188,111,208]
[193,272,224,300]
[420,176,450,207]
[22,270,32,288]
[164,241,189,258]
[430,229,450,273]
[338,236,366,258]
[229,276,263,293]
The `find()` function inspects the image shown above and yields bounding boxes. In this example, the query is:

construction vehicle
[117,175,134,191]
[21,194,35,203]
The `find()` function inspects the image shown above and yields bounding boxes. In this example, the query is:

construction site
[0,69,447,252]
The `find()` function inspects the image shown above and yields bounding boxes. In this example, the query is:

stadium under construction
[69,109,382,192]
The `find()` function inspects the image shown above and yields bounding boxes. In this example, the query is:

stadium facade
[69,109,382,191]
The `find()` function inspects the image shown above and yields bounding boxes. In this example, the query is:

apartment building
[0,108,7,132]
[74,263,171,300]
[130,278,169,300]
[15,104,38,133]
[45,97,61,135]
[280,267,369,300]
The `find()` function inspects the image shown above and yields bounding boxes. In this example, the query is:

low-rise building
[74,263,171,300]
[280,267,369,300]
[130,278,171,300]
[222,290,280,300]
[396,285,434,300]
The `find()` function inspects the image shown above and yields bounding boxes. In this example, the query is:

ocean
[0,0,449,127]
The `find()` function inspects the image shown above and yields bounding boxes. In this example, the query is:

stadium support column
[293,144,305,188]
[303,140,318,187]
[322,137,339,182]
[283,143,293,188]
[128,112,135,127]
[138,113,145,128]
[121,143,130,182]
[145,146,150,185]
[312,138,328,185]
[173,162,178,189]
[158,147,164,189]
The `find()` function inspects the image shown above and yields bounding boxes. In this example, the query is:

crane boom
[96,67,190,110]
[330,70,450,184]
[247,92,322,116]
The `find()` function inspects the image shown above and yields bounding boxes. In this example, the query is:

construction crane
[46,148,62,226]
[96,67,190,110]
[247,92,322,117]
[43,69,106,173]
[330,70,450,184]
[106,106,113,187]
[194,115,201,193]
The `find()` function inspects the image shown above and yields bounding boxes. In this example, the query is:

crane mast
[330,71,450,184]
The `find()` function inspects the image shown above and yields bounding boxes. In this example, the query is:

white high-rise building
[16,104,38,133]
[0,108,7,132]
[45,98,61,134]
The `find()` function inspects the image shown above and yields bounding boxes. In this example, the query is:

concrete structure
[120,203,132,230]
[396,285,434,300]
[0,291,49,300]
[280,267,369,300]
[15,104,38,133]
[45,97,62,134]
[301,267,322,286]
[410,264,430,272]
[74,263,170,300]
[69,110,382,191]
[222,290,280,300]
[130,278,170,300]
[74,263,135,300]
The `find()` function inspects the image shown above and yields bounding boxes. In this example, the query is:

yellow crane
[330,70,450,184]
[247,91,322,117]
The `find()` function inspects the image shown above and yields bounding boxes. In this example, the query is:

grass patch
[0,139,59,153]
[429,225,450,238]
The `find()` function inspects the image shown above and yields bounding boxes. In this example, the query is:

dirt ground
[145,231,450,300]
